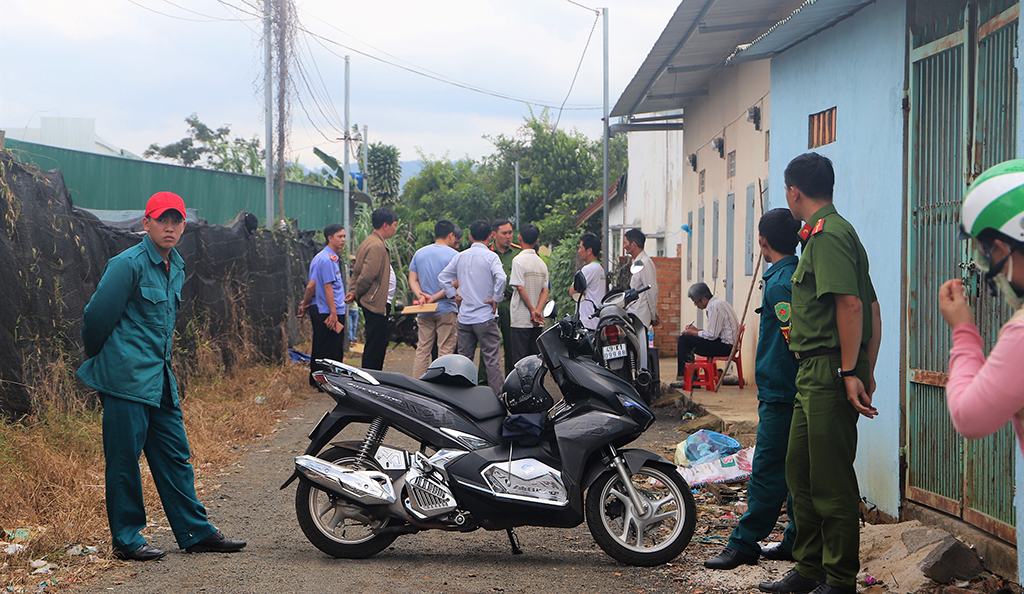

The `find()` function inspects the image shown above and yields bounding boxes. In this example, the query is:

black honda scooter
[590,260,655,403]
[281,273,696,566]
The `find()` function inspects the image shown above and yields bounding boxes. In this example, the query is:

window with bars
[699,169,706,193]
[808,107,837,148]
[727,151,736,178]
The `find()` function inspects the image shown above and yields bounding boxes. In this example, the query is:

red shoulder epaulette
[811,218,825,236]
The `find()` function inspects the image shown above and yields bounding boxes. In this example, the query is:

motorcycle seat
[365,371,506,421]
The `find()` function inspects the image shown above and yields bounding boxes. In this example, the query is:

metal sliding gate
[907,0,1019,543]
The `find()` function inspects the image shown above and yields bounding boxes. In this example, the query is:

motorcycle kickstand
[505,528,523,555]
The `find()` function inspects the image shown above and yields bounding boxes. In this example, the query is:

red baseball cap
[145,191,186,220]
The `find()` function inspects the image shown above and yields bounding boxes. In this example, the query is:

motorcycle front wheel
[585,462,696,566]
[295,446,398,558]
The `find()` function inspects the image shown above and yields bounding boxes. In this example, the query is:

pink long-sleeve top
[946,308,1024,457]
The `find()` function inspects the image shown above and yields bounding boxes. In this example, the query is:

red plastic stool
[683,359,719,392]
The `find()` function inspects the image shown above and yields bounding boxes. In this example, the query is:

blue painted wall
[767,0,906,517]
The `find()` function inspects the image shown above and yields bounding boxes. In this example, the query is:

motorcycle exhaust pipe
[294,455,397,505]
[636,370,652,389]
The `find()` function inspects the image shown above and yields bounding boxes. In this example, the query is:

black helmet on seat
[500,356,554,414]
[420,354,477,386]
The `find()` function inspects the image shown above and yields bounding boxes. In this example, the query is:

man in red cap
[78,192,246,561]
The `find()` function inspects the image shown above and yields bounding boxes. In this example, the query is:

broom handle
[713,178,767,392]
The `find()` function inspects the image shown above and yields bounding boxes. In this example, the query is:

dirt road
[75,346,790,594]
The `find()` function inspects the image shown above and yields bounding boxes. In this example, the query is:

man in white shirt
[509,224,549,362]
[624,229,659,328]
[677,282,739,379]
[570,233,606,330]
[439,220,507,395]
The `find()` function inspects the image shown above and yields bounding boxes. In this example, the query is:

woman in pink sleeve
[939,159,1024,455]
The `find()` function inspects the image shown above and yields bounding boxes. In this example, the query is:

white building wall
[629,60,770,383]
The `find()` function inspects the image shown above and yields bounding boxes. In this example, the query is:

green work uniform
[77,235,218,554]
[479,244,519,384]
[787,204,876,591]
[727,255,799,558]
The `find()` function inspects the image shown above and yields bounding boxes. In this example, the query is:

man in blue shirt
[298,223,347,386]
[705,208,801,570]
[409,219,460,378]
[439,220,507,395]
[78,192,245,561]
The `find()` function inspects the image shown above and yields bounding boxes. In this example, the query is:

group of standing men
[696,153,881,594]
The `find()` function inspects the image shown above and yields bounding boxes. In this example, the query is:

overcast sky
[1,0,678,169]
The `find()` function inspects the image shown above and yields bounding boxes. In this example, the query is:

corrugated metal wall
[5,138,345,231]
[907,0,1018,544]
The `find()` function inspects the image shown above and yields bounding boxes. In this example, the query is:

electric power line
[554,11,601,130]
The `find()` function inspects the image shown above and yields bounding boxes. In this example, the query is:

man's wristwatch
[838,367,857,378]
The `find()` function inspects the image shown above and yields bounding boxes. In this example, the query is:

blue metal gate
[907,0,1019,543]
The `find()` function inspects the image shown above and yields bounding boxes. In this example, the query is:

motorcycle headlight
[616,393,654,429]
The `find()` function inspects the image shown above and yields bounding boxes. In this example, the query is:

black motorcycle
[588,262,655,403]
[281,283,696,566]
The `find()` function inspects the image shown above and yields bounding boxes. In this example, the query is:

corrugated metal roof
[611,0,802,118]
[729,0,878,63]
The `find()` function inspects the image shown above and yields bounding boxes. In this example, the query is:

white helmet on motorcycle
[420,354,478,387]
[500,356,554,414]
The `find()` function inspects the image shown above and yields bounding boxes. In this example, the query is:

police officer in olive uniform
[705,208,801,570]
[478,218,520,384]
[78,192,246,561]
[759,154,881,594]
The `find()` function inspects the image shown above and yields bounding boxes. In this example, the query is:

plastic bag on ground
[678,446,755,486]
[676,429,742,467]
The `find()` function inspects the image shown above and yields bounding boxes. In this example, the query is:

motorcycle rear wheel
[295,446,398,558]
[585,462,696,566]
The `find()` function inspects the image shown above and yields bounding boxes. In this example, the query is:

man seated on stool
[674,282,739,385]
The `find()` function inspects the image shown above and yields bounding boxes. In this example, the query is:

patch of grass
[0,347,309,592]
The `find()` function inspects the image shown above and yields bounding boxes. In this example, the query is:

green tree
[145,114,264,174]
[365,142,402,207]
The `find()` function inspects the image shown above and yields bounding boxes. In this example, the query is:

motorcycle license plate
[603,344,627,360]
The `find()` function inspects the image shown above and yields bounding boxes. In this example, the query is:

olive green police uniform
[478,244,519,384]
[787,204,876,591]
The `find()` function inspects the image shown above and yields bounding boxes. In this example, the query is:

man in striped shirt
[676,282,739,379]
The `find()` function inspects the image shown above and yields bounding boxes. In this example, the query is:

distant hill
[398,159,423,191]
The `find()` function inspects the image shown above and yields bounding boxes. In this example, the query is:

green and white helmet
[960,159,1024,242]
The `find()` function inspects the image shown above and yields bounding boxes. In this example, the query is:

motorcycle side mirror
[542,300,558,318]
[573,270,588,294]
[629,260,645,275]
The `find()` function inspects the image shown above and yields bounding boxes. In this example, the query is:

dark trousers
[510,326,542,365]
[361,305,389,370]
[478,300,513,385]
[727,400,797,557]
[309,305,346,386]
[677,334,733,375]
[101,379,216,553]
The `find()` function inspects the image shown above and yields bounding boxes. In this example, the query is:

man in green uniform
[78,192,246,561]
[705,208,800,570]
[759,154,881,594]
[478,218,519,384]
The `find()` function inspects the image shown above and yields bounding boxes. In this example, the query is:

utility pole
[601,7,610,274]
[514,161,520,232]
[343,55,351,243]
[275,0,288,225]
[263,0,273,228]
[362,125,369,195]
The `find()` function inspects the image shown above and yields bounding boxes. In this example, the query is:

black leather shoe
[704,546,758,569]
[185,531,246,553]
[808,581,855,594]
[758,569,821,594]
[114,543,166,561]
[760,543,795,561]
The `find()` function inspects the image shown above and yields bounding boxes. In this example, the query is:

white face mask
[977,245,1024,310]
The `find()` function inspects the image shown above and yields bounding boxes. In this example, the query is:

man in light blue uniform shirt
[298,223,347,385]
[409,219,461,378]
[439,219,507,395]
